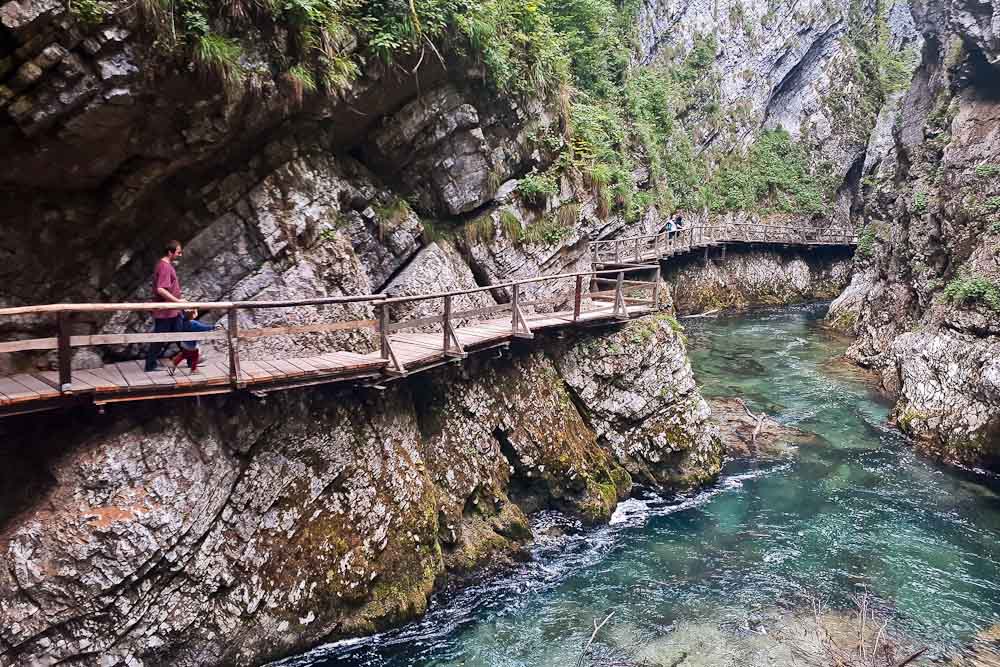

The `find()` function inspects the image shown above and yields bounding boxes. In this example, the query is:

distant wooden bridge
[590,223,856,266]
[0,224,855,418]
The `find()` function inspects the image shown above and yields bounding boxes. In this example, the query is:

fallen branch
[576,611,616,667]
[895,648,927,666]
[681,308,720,319]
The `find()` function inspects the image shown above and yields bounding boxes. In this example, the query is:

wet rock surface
[665,245,854,315]
[555,315,724,489]
[709,397,815,459]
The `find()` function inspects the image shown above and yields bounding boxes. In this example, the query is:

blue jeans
[145,315,182,371]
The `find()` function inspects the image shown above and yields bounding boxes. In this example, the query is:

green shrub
[193,34,244,88]
[499,209,522,238]
[69,0,111,25]
[706,129,834,215]
[517,172,559,208]
[913,191,929,215]
[942,276,1000,311]
[520,214,574,245]
[976,164,1000,178]
[464,215,496,243]
[856,225,877,258]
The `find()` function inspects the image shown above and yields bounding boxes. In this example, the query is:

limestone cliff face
[0,0,894,349]
[829,0,1000,466]
[666,245,854,315]
[0,317,721,667]
[636,0,921,224]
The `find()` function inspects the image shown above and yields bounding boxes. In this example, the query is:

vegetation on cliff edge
[105,0,915,223]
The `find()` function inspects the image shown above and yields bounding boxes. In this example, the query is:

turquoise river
[279,304,1000,666]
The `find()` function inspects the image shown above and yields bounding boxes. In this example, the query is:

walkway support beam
[227,308,243,389]
[57,312,72,391]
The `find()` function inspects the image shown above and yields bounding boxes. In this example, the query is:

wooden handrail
[0,294,387,318]
[379,266,657,305]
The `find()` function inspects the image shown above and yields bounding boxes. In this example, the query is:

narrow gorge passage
[281,304,1000,667]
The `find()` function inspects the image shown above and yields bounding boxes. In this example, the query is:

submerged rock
[709,397,815,459]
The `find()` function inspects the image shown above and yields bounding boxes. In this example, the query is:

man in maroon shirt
[144,240,185,371]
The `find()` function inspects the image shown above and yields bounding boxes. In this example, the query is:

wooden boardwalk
[590,223,856,266]
[0,268,656,417]
[0,223,856,418]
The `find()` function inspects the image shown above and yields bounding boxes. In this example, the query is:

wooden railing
[0,265,661,395]
[589,224,858,265]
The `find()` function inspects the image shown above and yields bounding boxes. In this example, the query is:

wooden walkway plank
[268,359,308,379]
[240,360,275,381]
[393,334,449,352]
[116,362,158,388]
[286,358,322,375]
[99,364,130,388]
[74,368,123,392]
[0,376,42,403]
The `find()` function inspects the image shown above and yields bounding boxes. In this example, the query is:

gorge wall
[829,0,1000,467]
[0,317,722,667]
[0,0,932,665]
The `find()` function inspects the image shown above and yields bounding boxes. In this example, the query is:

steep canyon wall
[829,0,1000,466]
[0,0,930,665]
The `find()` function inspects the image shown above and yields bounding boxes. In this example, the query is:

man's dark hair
[165,240,182,255]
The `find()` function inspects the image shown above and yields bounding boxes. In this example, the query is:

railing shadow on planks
[589,224,858,266]
[0,265,663,416]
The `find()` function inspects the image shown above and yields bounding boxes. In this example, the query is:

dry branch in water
[793,592,927,667]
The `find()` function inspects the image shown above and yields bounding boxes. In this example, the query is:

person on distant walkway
[168,310,215,375]
[144,240,184,372]
[665,217,677,238]
[674,213,685,230]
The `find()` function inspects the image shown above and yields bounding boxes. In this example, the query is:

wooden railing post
[442,295,451,352]
[613,271,629,320]
[57,312,72,392]
[442,295,466,358]
[227,308,243,389]
[511,283,533,339]
[573,275,583,321]
[654,232,661,258]
[511,283,519,334]
[614,240,622,264]
[634,237,640,262]
[652,264,661,310]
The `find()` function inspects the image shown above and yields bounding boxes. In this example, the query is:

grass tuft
[194,34,245,91]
